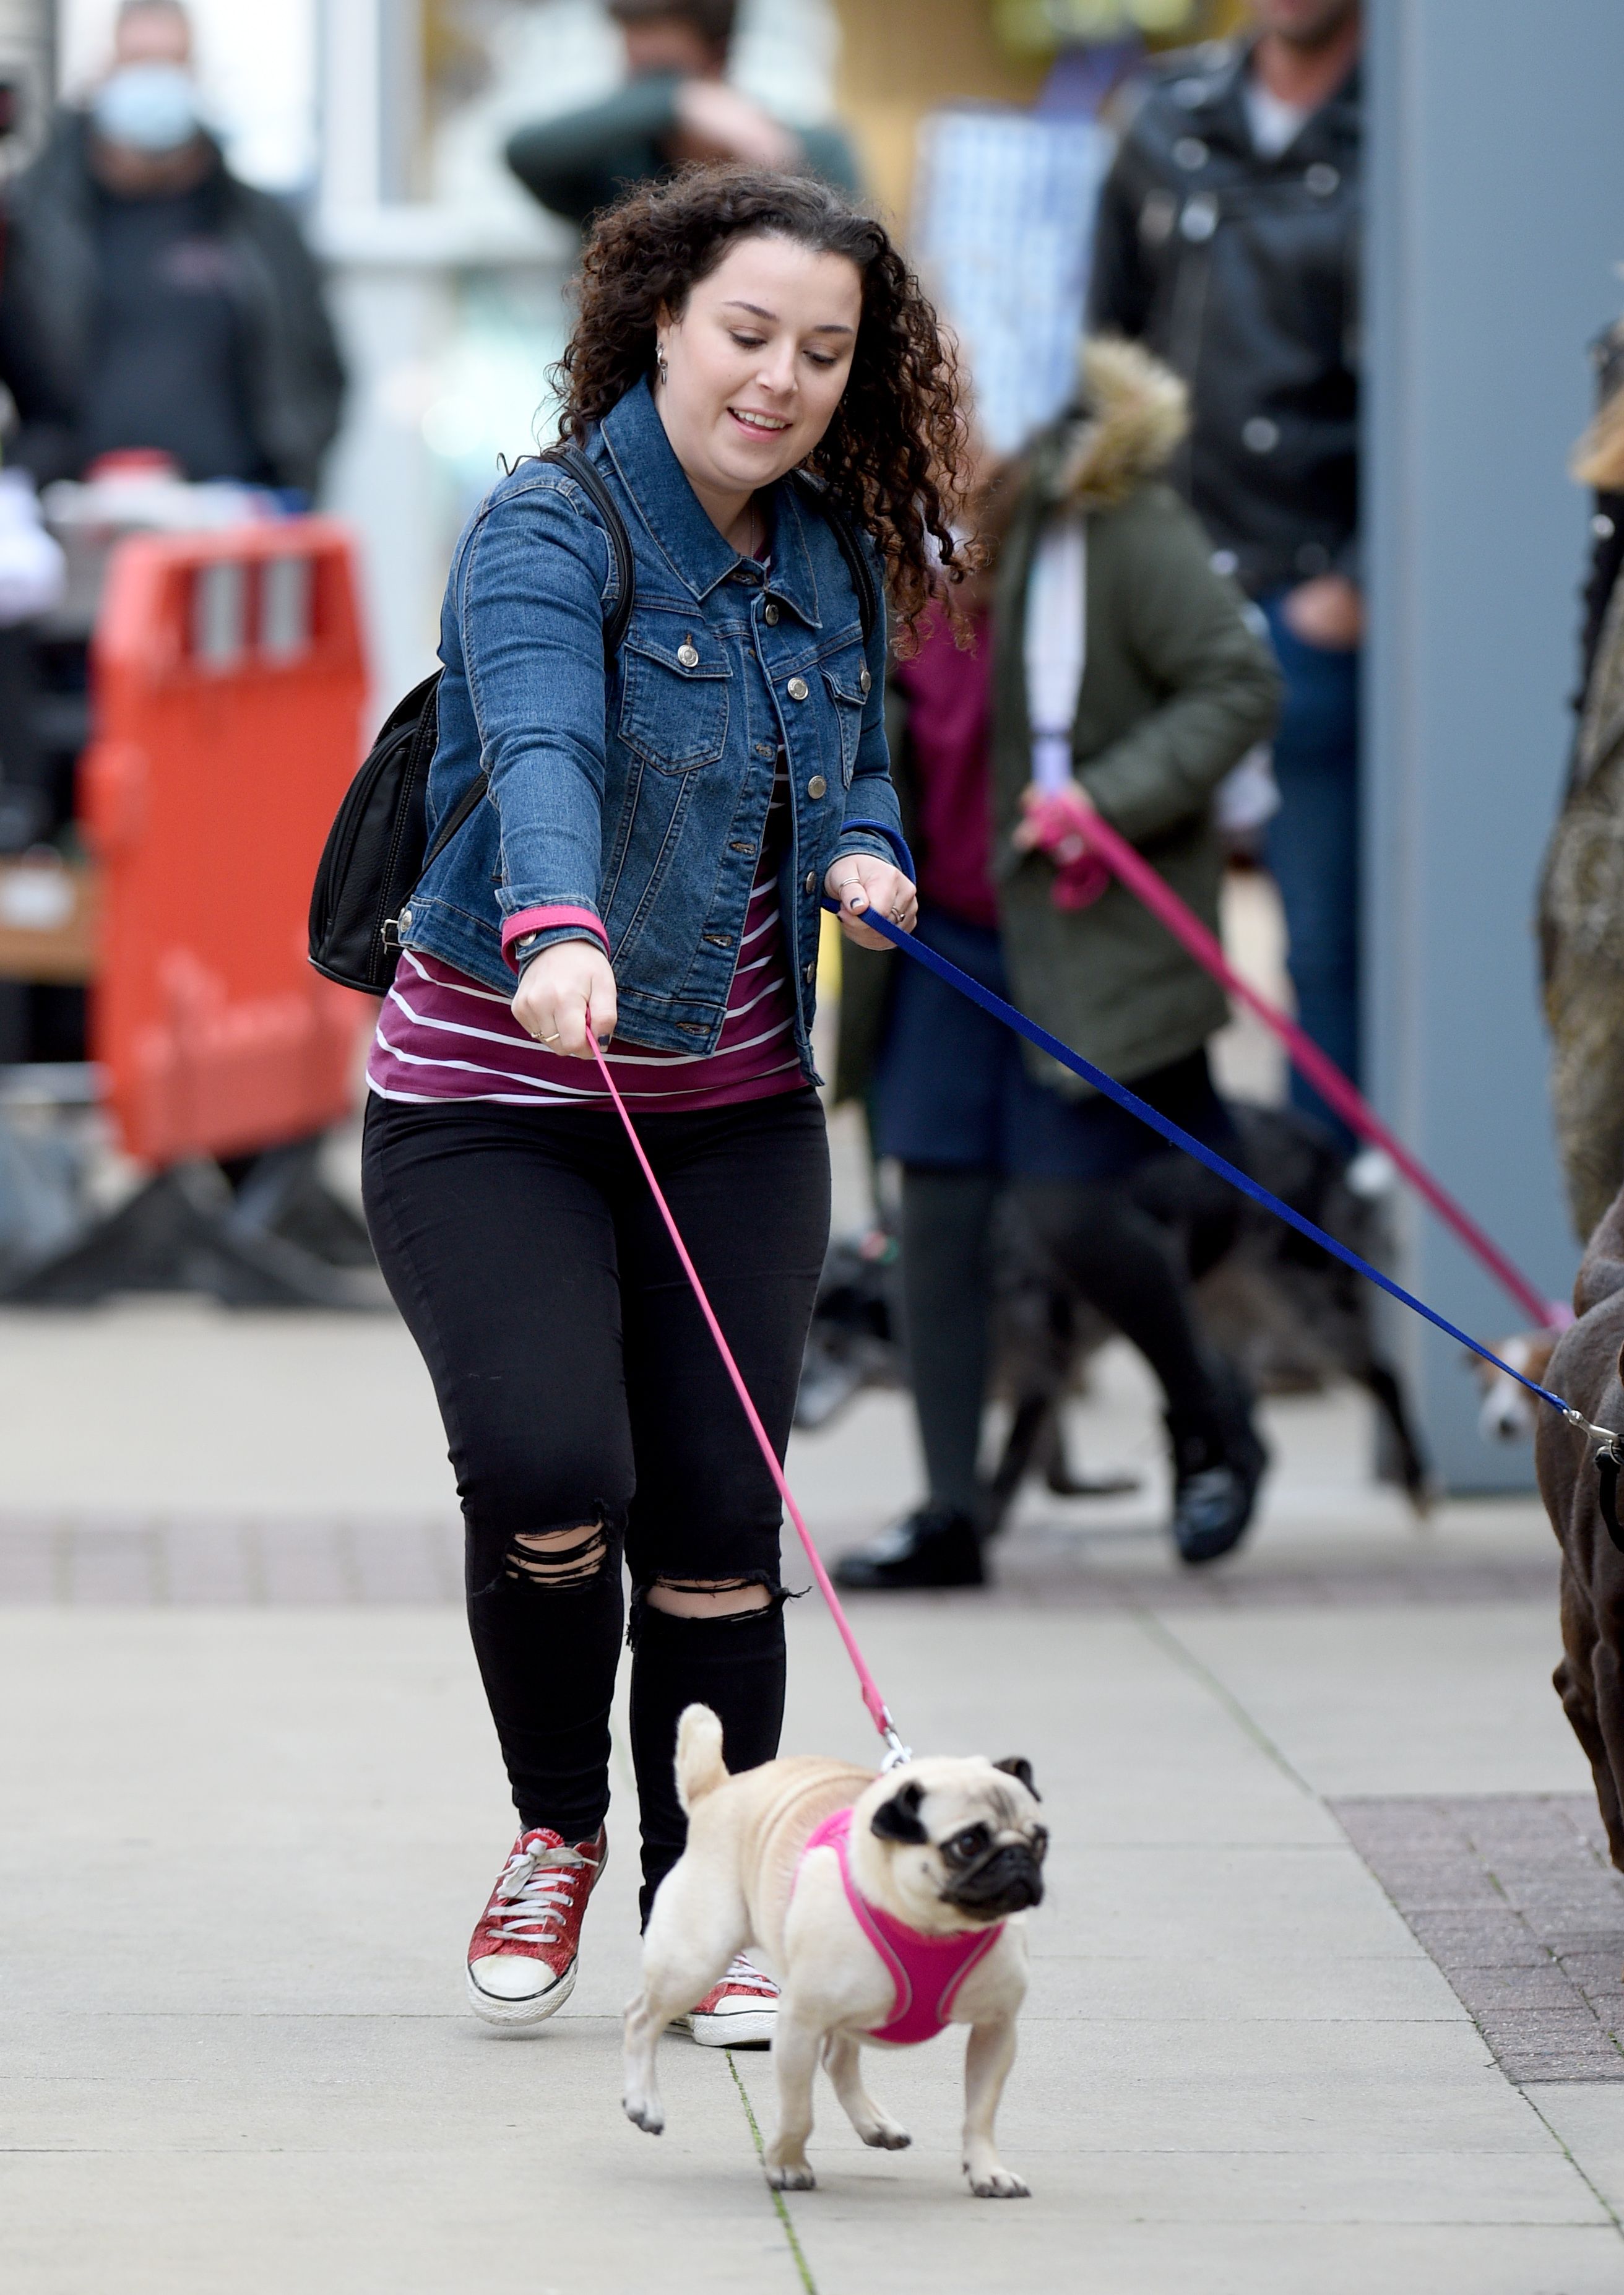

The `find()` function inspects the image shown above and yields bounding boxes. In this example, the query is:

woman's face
[655,233,863,506]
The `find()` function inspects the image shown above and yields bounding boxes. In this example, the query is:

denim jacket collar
[599,375,824,631]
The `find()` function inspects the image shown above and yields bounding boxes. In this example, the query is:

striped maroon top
[366,767,806,1112]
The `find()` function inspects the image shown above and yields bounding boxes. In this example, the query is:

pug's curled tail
[675,1704,730,1814]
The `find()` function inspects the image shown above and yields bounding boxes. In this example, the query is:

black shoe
[831,1505,985,1590]
[1168,1369,1268,1568]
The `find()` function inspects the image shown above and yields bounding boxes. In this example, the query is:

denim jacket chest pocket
[820,651,870,787]
[619,618,733,772]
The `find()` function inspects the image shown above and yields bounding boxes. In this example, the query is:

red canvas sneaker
[465,1826,607,2027]
[675,1953,780,2048]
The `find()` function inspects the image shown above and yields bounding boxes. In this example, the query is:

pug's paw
[966,2165,1030,2198]
[766,2159,817,2192]
[623,2096,664,2136]
[858,2118,912,2151]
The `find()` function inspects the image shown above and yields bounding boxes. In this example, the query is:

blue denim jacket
[399,377,905,1076]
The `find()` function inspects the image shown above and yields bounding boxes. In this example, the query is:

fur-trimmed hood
[1045,337,1188,509]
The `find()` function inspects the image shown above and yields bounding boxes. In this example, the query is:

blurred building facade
[0,0,53,166]
[30,0,1592,1497]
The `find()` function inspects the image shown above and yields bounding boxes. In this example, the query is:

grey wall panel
[1364,0,1624,1487]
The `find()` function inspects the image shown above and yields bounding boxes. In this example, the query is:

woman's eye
[806,353,837,370]
[730,334,765,350]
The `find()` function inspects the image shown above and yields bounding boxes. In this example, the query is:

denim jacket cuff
[501,904,611,974]
[831,818,916,882]
[829,831,894,874]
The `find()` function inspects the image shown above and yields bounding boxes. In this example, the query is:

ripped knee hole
[505,1522,609,1588]
[644,1574,782,1619]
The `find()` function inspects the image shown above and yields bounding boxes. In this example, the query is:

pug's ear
[993,1756,1040,1802]
[870,1778,929,1844]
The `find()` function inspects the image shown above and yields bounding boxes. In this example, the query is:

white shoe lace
[484,1840,592,1947]
[718,1954,777,1998]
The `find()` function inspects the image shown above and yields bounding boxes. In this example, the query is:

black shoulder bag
[307,454,877,996]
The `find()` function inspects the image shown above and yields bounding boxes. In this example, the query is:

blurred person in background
[0,0,344,498]
[1089,0,1361,1143]
[834,340,1279,1593]
[506,0,858,229]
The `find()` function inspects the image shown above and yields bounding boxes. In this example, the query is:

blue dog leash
[823,840,1624,1518]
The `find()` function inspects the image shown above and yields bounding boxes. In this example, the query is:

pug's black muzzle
[943,1843,1045,1919]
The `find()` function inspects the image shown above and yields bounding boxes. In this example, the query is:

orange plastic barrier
[79,519,371,1167]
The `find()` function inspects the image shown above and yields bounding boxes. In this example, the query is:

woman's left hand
[1011,777,1095,853]
[824,854,918,949]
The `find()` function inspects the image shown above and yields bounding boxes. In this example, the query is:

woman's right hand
[511,938,618,1057]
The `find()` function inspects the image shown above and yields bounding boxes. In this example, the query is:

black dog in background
[797,1102,1432,1531]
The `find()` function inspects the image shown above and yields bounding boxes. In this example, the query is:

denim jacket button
[802,961,816,984]
[763,602,779,625]
[786,675,809,701]
[806,774,827,800]
[859,667,871,694]
[803,870,817,895]
[677,643,700,668]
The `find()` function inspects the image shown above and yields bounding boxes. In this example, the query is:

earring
[656,348,669,384]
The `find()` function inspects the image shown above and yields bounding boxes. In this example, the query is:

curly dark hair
[551,166,978,641]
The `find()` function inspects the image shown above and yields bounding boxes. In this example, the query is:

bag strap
[421,443,637,875]
[545,440,637,653]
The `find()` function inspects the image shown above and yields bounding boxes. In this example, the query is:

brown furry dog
[1535,1182,1624,1869]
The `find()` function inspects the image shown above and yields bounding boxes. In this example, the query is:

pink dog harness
[797,1808,1005,2044]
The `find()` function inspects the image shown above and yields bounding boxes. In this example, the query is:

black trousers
[900,1170,1228,1516]
[361,1088,829,1919]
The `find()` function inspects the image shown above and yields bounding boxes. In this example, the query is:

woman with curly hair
[360,166,972,2040]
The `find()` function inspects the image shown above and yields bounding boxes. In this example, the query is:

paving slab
[1160,1602,1589,1799]
[1527,2083,1624,2216]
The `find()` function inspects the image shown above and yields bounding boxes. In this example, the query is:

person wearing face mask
[505,0,858,231]
[0,0,343,496]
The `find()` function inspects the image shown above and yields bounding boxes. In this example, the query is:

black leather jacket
[1088,38,1360,598]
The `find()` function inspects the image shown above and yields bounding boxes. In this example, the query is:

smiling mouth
[728,407,792,435]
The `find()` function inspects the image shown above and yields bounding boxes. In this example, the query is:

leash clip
[1590,1430,1624,1558]
[880,1726,914,1772]
[1565,1404,1624,1453]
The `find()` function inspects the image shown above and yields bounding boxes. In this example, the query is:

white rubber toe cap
[467,1954,579,2028]
[469,1954,559,2002]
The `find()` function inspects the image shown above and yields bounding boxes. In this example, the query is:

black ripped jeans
[362,1088,829,1921]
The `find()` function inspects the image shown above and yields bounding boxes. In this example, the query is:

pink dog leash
[586,1025,911,1766]
[1023,787,1568,1333]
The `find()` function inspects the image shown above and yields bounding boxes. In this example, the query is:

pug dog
[622,1704,1047,2198]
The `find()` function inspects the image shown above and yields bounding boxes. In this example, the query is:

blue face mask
[92,64,201,155]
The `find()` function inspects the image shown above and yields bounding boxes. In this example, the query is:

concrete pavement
[4,1295,1624,2292]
